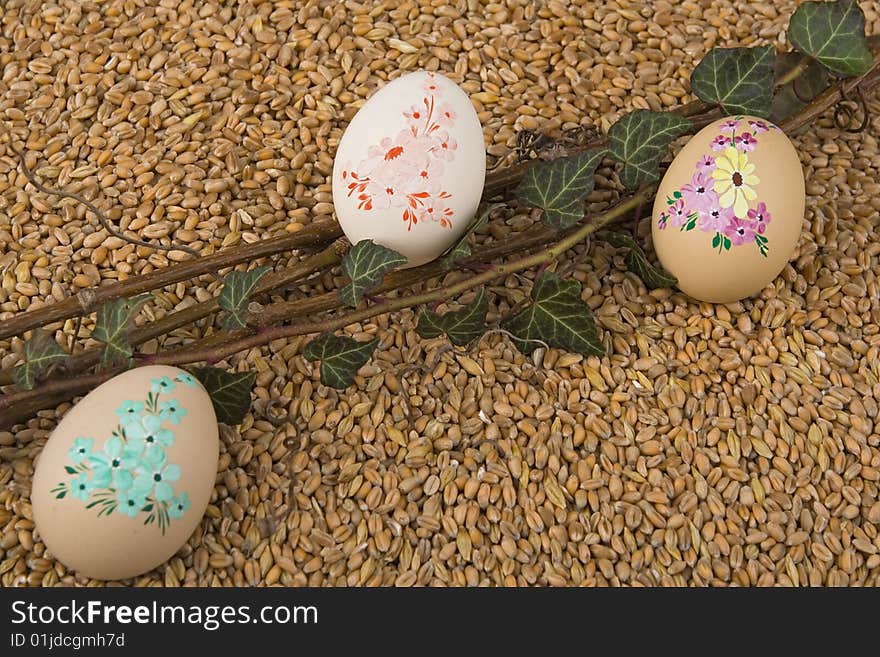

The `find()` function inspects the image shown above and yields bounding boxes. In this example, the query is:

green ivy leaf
[442,237,474,267]
[443,240,473,267]
[501,272,603,357]
[691,46,775,117]
[219,265,272,330]
[516,148,606,229]
[416,287,488,346]
[189,367,256,425]
[789,0,871,76]
[626,249,677,290]
[92,293,152,368]
[607,110,691,189]
[302,334,378,389]
[604,231,677,290]
[441,203,503,266]
[338,240,407,308]
[13,329,69,390]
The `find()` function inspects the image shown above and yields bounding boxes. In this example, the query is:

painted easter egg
[31,365,218,580]
[332,70,486,267]
[651,115,805,303]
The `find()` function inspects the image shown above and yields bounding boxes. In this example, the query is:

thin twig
[0,127,201,261]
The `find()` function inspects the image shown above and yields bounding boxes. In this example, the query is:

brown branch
[1,43,853,343]
[0,192,648,423]
[782,61,880,133]
[2,44,880,428]
[0,241,346,387]
[0,219,344,341]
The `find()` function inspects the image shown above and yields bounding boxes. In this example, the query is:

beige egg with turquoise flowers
[651,115,805,303]
[31,365,218,580]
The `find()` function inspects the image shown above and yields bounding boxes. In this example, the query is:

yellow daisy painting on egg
[712,146,759,217]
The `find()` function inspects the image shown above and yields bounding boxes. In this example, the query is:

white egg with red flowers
[332,71,486,268]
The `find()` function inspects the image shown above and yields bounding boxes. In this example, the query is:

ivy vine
[3,0,876,426]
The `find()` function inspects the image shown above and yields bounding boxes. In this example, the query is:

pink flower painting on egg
[748,202,771,234]
[681,171,717,213]
[657,116,772,258]
[695,155,716,173]
[698,200,735,233]
[667,198,689,228]
[339,72,459,231]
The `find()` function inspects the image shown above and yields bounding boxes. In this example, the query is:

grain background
[1,0,880,586]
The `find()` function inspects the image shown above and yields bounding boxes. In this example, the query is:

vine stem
[0,241,345,387]
[2,42,869,343]
[2,47,880,427]
[777,56,815,88]
[0,191,647,419]
[161,192,646,360]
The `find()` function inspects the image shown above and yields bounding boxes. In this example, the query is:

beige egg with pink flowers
[332,70,486,268]
[651,115,805,303]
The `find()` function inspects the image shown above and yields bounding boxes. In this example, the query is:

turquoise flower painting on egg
[49,371,198,534]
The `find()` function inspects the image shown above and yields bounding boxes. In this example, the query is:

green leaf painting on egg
[51,370,199,535]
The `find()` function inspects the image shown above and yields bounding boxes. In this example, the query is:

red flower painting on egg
[339,72,458,231]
